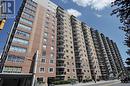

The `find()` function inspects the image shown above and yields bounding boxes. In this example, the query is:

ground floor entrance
[0,73,32,86]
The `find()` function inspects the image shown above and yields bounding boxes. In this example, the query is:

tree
[111,0,130,55]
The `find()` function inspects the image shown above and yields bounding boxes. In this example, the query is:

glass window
[43,38,47,43]
[20,17,33,25]
[26,3,36,10]
[3,66,22,73]
[24,7,35,14]
[23,12,34,19]
[52,29,55,33]
[48,67,54,73]
[42,50,46,57]
[51,47,54,51]
[43,45,46,49]
[45,22,49,25]
[50,53,54,59]
[41,59,46,63]
[52,35,54,39]
[50,60,54,64]
[46,13,50,17]
[15,30,30,38]
[18,23,32,31]
[7,55,24,62]
[39,67,45,72]
[44,32,48,37]
[10,46,27,53]
[13,37,29,45]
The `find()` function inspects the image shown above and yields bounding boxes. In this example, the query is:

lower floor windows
[7,55,25,62]
[41,59,46,63]
[50,59,54,64]
[48,67,54,73]
[39,67,45,73]
[10,46,27,53]
[12,37,29,45]
[2,66,22,73]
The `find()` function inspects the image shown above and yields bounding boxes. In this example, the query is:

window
[73,69,75,72]
[18,23,32,31]
[46,13,50,17]
[7,55,24,62]
[3,66,22,73]
[42,50,46,58]
[51,47,54,51]
[43,38,47,43]
[52,35,54,39]
[45,22,49,26]
[39,67,45,72]
[15,30,30,38]
[26,3,36,10]
[20,17,33,25]
[44,32,48,37]
[41,59,46,63]
[24,7,35,14]
[43,45,47,49]
[50,59,54,63]
[50,53,54,59]
[13,37,29,45]
[10,46,27,53]
[52,30,55,33]
[52,40,55,45]
[23,12,34,19]
[67,69,69,72]
[48,67,54,73]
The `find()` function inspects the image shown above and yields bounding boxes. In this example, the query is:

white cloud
[95,14,102,18]
[67,9,82,17]
[72,0,115,10]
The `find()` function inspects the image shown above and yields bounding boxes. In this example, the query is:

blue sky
[0,0,128,64]
[50,0,128,63]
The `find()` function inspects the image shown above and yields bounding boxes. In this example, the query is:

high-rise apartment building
[0,0,57,85]
[71,17,92,82]
[56,7,77,81]
[0,0,125,86]
[81,23,101,80]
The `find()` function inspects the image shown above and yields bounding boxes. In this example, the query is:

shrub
[52,80,70,85]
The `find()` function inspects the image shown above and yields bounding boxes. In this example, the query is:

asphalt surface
[83,81,130,86]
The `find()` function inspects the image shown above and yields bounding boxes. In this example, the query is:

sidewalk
[55,79,119,86]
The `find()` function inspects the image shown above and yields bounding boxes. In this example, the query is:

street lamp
[0,18,7,31]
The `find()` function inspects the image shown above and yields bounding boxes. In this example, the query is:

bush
[52,79,77,85]
[52,80,70,85]
[82,79,92,83]
[68,79,77,84]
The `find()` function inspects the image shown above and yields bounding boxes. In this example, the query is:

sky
[0,0,128,64]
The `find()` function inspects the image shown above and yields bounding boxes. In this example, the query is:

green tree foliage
[111,0,130,55]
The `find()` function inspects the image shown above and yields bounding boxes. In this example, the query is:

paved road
[83,81,130,86]
[55,80,130,86]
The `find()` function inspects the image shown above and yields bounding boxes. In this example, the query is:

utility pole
[31,50,39,86]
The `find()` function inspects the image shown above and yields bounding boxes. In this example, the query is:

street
[55,80,130,86]
[82,81,130,86]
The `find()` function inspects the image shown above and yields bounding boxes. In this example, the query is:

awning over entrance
[0,73,33,78]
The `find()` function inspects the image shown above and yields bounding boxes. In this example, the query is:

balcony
[76,65,82,69]
[56,72,65,76]
[76,60,82,63]
[57,63,65,68]
[57,45,64,48]
[57,57,65,60]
